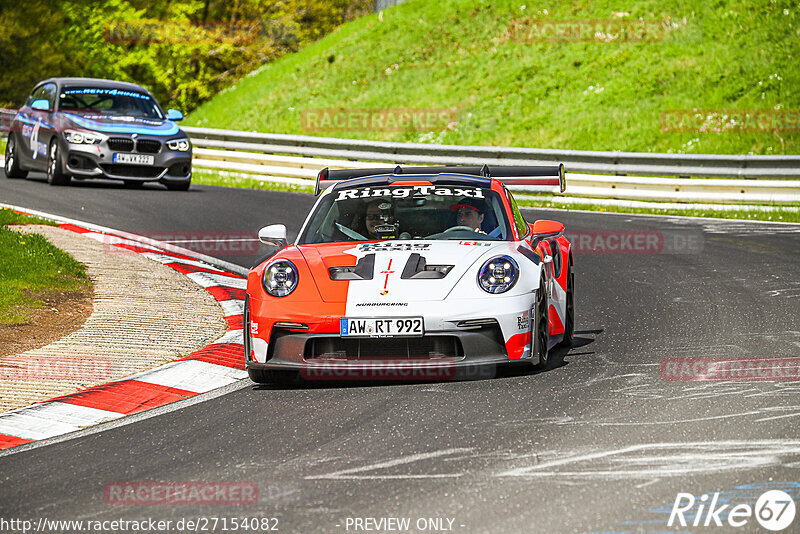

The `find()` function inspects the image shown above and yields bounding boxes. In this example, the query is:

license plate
[340,317,424,337]
[113,153,154,165]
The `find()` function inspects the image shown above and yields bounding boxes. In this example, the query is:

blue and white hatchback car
[4,77,192,190]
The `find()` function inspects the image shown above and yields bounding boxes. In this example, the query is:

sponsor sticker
[358,243,431,252]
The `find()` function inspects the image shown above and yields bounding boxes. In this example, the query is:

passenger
[450,197,487,233]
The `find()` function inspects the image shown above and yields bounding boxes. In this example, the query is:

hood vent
[401,253,454,279]
[329,253,375,280]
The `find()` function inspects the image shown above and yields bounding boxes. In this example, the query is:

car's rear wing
[314,164,566,195]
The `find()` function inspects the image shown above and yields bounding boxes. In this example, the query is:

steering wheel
[334,223,367,241]
[443,225,477,233]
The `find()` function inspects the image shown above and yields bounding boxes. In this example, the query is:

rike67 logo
[669,489,796,531]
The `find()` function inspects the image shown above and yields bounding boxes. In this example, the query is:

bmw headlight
[262,260,298,297]
[64,130,103,144]
[477,256,519,294]
[167,138,191,151]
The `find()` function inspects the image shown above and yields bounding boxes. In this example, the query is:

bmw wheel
[47,139,70,186]
[4,135,28,179]
[534,275,550,370]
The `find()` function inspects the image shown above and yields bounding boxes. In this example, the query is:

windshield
[299,184,513,244]
[58,87,164,119]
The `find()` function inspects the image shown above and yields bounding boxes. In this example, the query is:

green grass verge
[187,0,799,155]
[0,208,56,227]
[0,208,88,325]
[193,169,314,194]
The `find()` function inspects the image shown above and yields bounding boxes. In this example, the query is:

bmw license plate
[340,317,424,337]
[113,153,154,165]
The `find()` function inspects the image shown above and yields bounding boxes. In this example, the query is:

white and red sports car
[245,165,573,383]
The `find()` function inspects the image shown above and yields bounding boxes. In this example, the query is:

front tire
[534,275,550,370]
[47,139,70,186]
[4,135,28,179]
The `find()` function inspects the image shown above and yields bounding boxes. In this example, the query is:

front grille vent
[136,139,161,153]
[108,138,134,152]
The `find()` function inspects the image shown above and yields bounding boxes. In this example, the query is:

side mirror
[31,99,50,112]
[166,109,184,121]
[259,224,288,249]
[530,220,565,240]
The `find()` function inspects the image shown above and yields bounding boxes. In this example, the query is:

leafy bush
[0,0,371,112]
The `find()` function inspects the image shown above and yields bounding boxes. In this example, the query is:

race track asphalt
[1,173,799,533]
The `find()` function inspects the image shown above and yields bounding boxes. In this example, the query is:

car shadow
[21,173,199,191]
[499,328,602,379]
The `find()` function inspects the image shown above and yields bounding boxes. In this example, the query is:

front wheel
[47,140,70,186]
[4,135,28,179]
[534,275,550,370]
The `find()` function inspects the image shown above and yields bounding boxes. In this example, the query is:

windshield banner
[335,186,485,201]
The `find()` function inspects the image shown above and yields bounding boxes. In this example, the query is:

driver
[450,197,486,232]
[365,199,397,239]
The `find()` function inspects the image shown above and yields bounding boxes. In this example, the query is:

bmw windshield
[58,87,165,119]
[299,184,513,244]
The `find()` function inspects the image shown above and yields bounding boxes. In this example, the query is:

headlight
[262,260,298,297]
[477,256,519,294]
[167,138,191,151]
[64,130,103,144]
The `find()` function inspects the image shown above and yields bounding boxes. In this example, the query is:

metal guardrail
[0,109,14,139]
[182,126,800,180]
[182,126,800,204]
[2,107,798,203]
[190,147,800,203]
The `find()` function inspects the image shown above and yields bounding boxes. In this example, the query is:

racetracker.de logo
[102,231,260,256]
[301,108,456,133]
[0,355,112,381]
[507,17,680,43]
[564,230,703,255]
[661,357,800,382]
[104,482,258,506]
[661,109,800,133]
[300,359,495,381]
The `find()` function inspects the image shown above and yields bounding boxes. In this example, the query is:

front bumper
[245,292,540,379]
[62,136,191,184]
